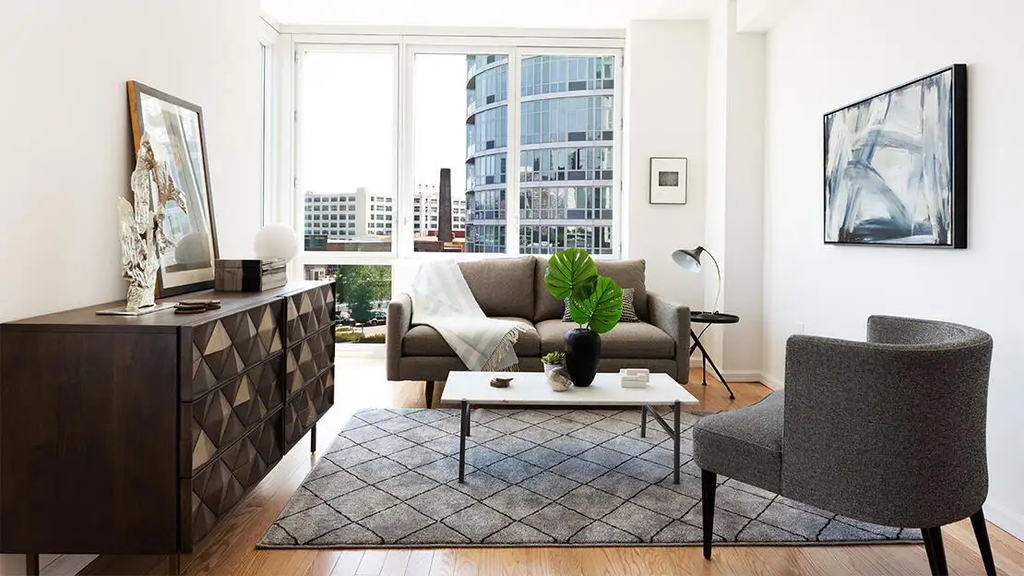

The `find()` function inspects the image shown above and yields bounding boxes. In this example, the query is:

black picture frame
[823,64,967,248]
[127,80,220,297]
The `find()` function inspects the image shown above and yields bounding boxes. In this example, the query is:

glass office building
[465,55,615,254]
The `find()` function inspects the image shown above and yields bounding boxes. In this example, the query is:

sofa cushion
[404,317,540,357]
[692,392,784,494]
[534,258,648,322]
[535,319,674,359]
[595,259,648,321]
[458,256,535,318]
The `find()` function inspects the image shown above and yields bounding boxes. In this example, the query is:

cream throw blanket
[410,260,527,371]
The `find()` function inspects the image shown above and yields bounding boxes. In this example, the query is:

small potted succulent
[541,351,572,392]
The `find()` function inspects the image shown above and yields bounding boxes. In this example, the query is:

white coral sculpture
[119,135,189,311]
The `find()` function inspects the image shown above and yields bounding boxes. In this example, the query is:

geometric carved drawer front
[285,327,336,399]
[190,302,283,399]
[189,357,283,473]
[190,409,282,544]
[285,284,334,344]
[284,369,335,450]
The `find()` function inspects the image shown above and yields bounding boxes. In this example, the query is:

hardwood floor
[79,357,1024,576]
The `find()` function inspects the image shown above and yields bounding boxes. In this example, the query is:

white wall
[624,20,708,307]
[0,0,263,572]
[763,0,1024,539]
[702,1,766,381]
[0,0,262,325]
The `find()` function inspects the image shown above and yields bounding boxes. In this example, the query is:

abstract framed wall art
[824,64,967,248]
[127,81,220,296]
[649,157,688,204]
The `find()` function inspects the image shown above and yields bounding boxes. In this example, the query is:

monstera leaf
[544,247,598,299]
[568,275,623,334]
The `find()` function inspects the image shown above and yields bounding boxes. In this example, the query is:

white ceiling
[261,0,712,28]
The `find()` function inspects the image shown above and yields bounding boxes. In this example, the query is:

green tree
[334,265,391,324]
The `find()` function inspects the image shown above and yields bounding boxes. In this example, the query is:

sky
[300,51,468,200]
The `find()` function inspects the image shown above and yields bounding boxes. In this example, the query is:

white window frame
[258,17,280,226]
[292,40,402,270]
[276,29,624,272]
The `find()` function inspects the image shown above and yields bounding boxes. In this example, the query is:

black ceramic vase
[565,328,601,387]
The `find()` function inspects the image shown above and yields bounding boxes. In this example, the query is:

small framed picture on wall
[649,157,688,204]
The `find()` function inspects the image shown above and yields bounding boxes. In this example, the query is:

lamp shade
[672,246,705,272]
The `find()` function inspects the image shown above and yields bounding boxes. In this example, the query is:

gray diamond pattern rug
[259,408,921,548]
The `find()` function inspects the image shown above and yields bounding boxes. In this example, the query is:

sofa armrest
[647,292,691,383]
[386,293,413,381]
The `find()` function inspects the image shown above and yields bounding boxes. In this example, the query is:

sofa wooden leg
[425,380,434,409]
[971,509,997,575]
[702,470,716,559]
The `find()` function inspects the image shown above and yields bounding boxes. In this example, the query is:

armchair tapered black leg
[923,528,938,573]
[26,554,39,576]
[701,470,717,559]
[970,509,997,575]
[425,380,435,409]
[922,526,948,576]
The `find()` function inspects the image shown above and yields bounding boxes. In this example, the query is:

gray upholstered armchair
[693,316,995,576]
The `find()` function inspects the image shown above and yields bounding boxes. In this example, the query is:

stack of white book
[620,368,650,388]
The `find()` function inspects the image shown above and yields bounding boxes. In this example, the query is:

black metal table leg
[640,406,647,438]
[646,406,682,485]
[458,400,468,483]
[673,401,681,484]
[689,329,735,399]
[310,423,317,453]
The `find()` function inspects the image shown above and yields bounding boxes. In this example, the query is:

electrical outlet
[796,322,805,334]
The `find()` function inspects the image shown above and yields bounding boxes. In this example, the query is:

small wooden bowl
[490,377,513,388]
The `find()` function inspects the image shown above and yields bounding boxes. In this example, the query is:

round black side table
[689,311,739,399]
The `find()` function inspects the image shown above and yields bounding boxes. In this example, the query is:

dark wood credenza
[0,281,336,572]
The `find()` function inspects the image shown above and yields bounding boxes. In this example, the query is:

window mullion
[505,47,522,256]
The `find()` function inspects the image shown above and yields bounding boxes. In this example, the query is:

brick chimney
[438,168,453,243]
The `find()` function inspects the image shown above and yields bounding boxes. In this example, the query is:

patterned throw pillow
[563,288,639,323]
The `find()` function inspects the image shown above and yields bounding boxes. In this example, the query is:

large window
[412,53,508,253]
[290,41,620,262]
[298,48,397,253]
[519,55,616,255]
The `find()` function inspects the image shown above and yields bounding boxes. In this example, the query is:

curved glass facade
[465,55,616,254]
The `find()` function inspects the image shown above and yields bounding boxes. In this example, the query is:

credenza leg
[168,553,180,576]
[26,554,39,576]
[310,423,317,453]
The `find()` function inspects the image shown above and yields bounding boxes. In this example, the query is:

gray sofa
[387,256,691,406]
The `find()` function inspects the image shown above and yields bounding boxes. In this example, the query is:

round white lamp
[254,225,299,262]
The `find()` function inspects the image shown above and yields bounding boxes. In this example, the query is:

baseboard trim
[985,499,1024,542]
[689,359,780,387]
[759,372,784,390]
[720,370,763,383]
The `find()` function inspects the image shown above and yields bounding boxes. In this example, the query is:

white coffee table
[440,371,699,484]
